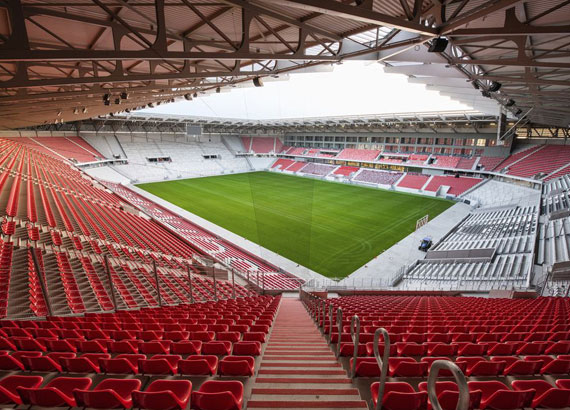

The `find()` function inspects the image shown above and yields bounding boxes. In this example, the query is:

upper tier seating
[424,176,482,196]
[493,145,543,172]
[397,173,429,190]
[433,156,461,169]
[407,154,429,165]
[507,145,570,178]
[353,170,402,185]
[456,157,477,170]
[5,137,103,163]
[336,148,381,162]
[478,156,505,171]
[242,137,281,154]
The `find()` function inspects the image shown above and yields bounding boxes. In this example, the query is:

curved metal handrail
[335,307,343,357]
[373,328,390,410]
[427,360,469,410]
[350,315,360,377]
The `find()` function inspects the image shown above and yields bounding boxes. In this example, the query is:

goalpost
[416,214,429,231]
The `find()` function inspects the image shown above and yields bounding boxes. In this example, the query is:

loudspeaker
[428,38,448,53]
[489,81,502,92]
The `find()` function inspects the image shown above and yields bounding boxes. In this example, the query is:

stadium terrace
[1,1,570,409]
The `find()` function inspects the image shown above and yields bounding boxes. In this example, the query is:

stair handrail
[321,299,327,332]
[350,315,360,377]
[427,360,469,410]
[328,304,334,339]
[373,327,390,410]
[335,307,343,357]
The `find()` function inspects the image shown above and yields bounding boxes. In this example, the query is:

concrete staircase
[248,297,367,409]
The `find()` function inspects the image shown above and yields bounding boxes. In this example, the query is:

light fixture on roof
[193,93,198,98]
[148,103,154,108]
[253,77,264,87]
[57,110,62,117]
[505,99,515,107]
[428,37,448,53]
[82,107,88,114]
[102,93,111,102]
[471,81,480,90]
[184,94,193,101]
[114,98,121,105]
[489,81,502,92]
[216,87,221,93]
[120,92,129,100]
[73,108,79,115]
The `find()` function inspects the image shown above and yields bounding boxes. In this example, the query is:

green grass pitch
[138,172,453,278]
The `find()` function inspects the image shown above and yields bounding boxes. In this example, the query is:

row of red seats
[371,379,570,410]
[0,350,256,377]
[339,340,570,357]
[0,336,265,355]
[0,375,243,410]
[352,355,570,377]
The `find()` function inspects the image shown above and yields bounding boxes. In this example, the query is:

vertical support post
[187,264,194,304]
[153,260,162,307]
[29,247,53,317]
[335,308,343,358]
[231,269,236,300]
[212,267,218,301]
[104,255,117,311]
[262,272,265,295]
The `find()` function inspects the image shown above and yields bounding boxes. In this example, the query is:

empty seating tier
[336,148,381,162]
[397,173,429,190]
[424,175,482,196]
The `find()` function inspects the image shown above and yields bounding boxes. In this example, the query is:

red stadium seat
[0,375,43,405]
[219,355,255,376]
[18,377,92,407]
[512,379,570,409]
[350,357,380,377]
[133,379,192,410]
[74,378,142,409]
[179,355,219,376]
[203,341,232,355]
[171,340,202,355]
[139,354,181,375]
[191,380,244,410]
[468,381,534,410]
[100,353,145,374]
[61,353,110,373]
[371,381,427,410]
[389,357,428,377]
[232,341,261,356]
[418,381,481,410]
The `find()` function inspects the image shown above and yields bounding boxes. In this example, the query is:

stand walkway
[248,297,367,409]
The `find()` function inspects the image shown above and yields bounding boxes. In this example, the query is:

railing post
[104,255,117,311]
[153,260,162,307]
[328,305,334,339]
[187,264,194,304]
[29,247,53,317]
[335,307,343,358]
[373,328,391,410]
[212,267,218,301]
[350,315,360,378]
[231,269,236,299]
[321,299,326,331]
[262,273,265,295]
[427,360,469,410]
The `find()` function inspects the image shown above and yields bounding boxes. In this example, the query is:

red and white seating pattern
[333,166,359,177]
[5,137,103,163]
[105,183,303,290]
[336,148,381,162]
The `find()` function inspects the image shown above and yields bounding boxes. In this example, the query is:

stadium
[0,1,570,409]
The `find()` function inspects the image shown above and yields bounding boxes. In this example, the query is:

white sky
[138,61,471,119]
